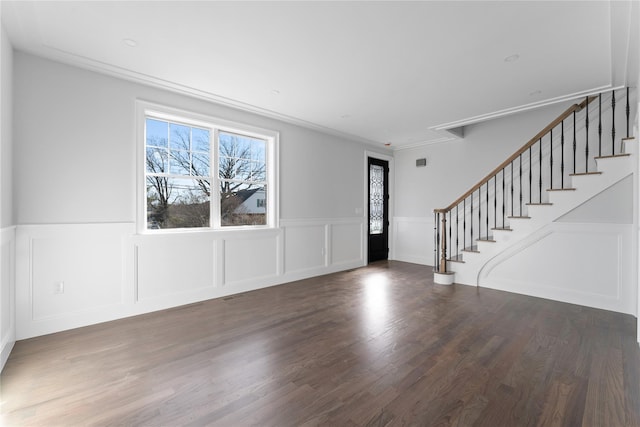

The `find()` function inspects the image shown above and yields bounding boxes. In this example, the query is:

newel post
[439,212,448,273]
[433,208,454,285]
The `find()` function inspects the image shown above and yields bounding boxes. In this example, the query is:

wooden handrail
[434,96,596,213]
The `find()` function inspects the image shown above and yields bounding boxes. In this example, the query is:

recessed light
[384,142,392,147]
[271,89,280,95]
[504,53,520,63]
[529,89,542,96]
[123,38,138,48]
[340,114,351,119]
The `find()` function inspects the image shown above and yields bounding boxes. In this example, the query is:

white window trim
[136,100,279,234]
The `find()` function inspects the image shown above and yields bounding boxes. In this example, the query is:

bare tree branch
[145,126,267,228]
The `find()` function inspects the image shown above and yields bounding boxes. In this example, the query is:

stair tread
[462,246,480,253]
[526,202,553,206]
[508,215,531,219]
[547,188,576,191]
[477,237,495,242]
[447,254,465,263]
[491,227,512,231]
[622,137,635,141]
[570,171,602,176]
[594,153,631,159]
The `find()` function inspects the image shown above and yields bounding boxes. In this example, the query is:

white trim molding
[13,217,365,340]
[1,226,16,371]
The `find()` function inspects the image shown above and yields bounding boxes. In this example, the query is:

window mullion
[166,119,171,175]
[212,128,221,229]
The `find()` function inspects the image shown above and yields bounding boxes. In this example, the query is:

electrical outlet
[53,281,64,295]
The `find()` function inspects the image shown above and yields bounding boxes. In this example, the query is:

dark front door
[368,157,389,263]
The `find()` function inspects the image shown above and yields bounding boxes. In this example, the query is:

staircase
[433,88,636,286]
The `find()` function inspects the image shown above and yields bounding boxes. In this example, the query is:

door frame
[364,151,394,264]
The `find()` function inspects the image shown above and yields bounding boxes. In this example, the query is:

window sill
[135,225,280,238]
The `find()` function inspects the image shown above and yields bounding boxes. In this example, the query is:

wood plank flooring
[1,261,639,426]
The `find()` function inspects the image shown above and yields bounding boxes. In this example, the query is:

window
[145,119,211,229]
[218,131,267,226]
[138,102,278,231]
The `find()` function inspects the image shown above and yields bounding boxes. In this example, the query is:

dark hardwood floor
[2,261,639,426]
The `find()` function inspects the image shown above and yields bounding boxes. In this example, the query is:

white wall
[393,100,637,316]
[393,102,573,265]
[633,0,640,343]
[1,20,16,370]
[557,175,633,224]
[12,52,389,339]
[637,99,640,342]
[8,47,638,345]
[0,23,11,228]
[479,222,636,315]
[476,171,636,316]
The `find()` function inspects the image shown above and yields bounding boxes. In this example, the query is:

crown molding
[21,43,386,150]
[392,136,457,151]
[430,85,618,133]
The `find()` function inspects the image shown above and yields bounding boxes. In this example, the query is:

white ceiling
[1,1,637,149]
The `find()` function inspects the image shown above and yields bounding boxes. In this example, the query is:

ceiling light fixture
[504,53,520,63]
[123,38,138,48]
[271,89,280,95]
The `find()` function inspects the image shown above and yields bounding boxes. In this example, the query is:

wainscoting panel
[15,223,134,339]
[1,226,16,370]
[135,233,216,301]
[224,232,279,286]
[14,219,365,340]
[280,218,365,281]
[392,217,434,266]
[479,223,636,315]
[330,221,363,266]
[282,221,327,274]
[31,235,123,320]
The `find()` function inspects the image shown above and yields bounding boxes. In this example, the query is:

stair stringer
[448,143,636,286]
